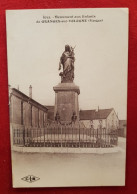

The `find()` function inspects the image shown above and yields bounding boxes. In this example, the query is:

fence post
[96,127,98,147]
[93,128,94,147]
[79,123,80,148]
[23,126,25,146]
[116,129,118,145]
[72,123,73,147]
[44,126,45,147]
[65,123,66,147]
[61,125,62,148]
[54,124,55,147]
[57,124,59,146]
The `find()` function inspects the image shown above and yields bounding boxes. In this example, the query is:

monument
[53,45,80,123]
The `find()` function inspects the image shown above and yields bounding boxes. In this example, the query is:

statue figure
[58,45,75,83]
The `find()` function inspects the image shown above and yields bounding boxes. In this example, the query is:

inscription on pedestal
[53,83,80,122]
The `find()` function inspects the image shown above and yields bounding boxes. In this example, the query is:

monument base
[53,82,80,123]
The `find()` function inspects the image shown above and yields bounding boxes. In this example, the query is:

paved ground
[11,137,126,188]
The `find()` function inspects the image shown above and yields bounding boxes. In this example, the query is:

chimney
[29,85,32,98]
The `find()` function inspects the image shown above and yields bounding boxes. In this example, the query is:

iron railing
[12,123,118,148]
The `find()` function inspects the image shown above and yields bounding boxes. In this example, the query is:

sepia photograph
[6,8,128,187]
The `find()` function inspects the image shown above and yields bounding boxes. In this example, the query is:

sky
[6,8,128,119]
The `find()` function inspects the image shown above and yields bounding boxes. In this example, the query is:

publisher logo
[21,175,40,183]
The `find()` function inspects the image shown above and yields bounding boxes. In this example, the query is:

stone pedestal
[53,83,80,123]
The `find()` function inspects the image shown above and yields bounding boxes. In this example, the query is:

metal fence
[12,123,118,148]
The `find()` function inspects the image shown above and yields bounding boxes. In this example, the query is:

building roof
[46,108,114,121]
[95,108,113,119]
[80,108,114,120]
[46,106,54,111]
[11,88,48,112]
[79,110,96,120]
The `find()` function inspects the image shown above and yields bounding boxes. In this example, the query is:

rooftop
[11,88,48,112]
[80,108,114,120]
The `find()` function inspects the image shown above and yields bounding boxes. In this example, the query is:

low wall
[12,146,124,154]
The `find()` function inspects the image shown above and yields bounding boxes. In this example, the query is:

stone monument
[53,45,80,123]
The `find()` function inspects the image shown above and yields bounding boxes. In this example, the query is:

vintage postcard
[6,8,128,187]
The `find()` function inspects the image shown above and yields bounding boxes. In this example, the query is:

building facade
[80,108,119,130]
[9,88,48,127]
[118,120,127,137]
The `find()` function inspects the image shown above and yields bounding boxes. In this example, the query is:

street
[12,137,126,187]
